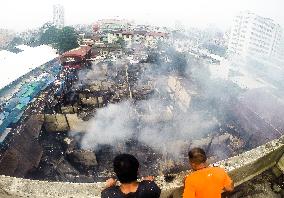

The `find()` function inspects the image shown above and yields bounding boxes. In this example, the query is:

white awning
[0,45,57,89]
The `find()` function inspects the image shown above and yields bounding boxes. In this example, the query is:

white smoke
[80,68,219,158]
[81,101,134,150]
[78,32,284,167]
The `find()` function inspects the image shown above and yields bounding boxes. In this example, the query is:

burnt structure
[0,115,43,177]
[60,46,92,69]
[0,42,283,191]
[27,52,251,182]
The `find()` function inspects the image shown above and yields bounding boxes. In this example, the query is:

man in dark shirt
[101,154,161,198]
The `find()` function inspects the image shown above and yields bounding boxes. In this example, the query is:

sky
[0,0,283,31]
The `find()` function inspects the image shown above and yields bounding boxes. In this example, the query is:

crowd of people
[101,148,234,198]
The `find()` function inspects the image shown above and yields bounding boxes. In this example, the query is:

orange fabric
[183,167,232,198]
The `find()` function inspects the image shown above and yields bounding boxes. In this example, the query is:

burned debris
[21,45,246,182]
[0,21,283,192]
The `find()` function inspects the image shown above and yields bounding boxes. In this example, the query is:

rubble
[0,22,283,198]
[0,114,44,177]
[63,137,76,152]
[65,114,87,132]
[44,114,69,132]
[61,105,77,114]
[32,45,280,184]
[140,106,173,123]
[67,150,97,170]
[167,76,191,110]
[227,170,284,198]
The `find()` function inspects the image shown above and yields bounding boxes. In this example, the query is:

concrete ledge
[0,136,283,198]
[276,153,284,172]
[0,176,105,198]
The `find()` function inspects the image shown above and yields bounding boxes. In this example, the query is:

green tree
[6,37,24,53]
[116,37,126,48]
[39,25,60,47]
[56,26,79,54]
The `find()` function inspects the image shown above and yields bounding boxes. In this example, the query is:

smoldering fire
[26,39,284,183]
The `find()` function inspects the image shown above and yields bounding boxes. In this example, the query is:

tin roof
[61,46,91,58]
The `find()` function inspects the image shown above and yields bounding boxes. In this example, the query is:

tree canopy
[56,26,79,54]
[115,37,126,48]
[6,37,24,53]
[38,25,79,54]
[39,25,60,46]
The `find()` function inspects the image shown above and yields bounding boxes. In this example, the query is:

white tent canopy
[0,45,57,89]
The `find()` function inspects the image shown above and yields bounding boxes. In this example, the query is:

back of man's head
[188,148,207,164]
[113,154,139,183]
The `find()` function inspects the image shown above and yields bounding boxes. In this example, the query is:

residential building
[53,4,64,28]
[96,19,131,32]
[0,29,14,48]
[228,11,282,59]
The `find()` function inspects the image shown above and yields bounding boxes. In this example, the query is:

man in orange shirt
[183,148,234,198]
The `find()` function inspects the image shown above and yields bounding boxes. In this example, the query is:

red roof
[147,32,167,37]
[64,64,81,69]
[112,30,134,35]
[61,46,91,58]
[122,31,134,35]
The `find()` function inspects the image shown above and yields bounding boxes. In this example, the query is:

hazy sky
[0,0,283,31]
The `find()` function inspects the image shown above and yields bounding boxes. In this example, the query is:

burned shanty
[0,18,283,197]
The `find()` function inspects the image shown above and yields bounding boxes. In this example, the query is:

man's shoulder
[209,166,228,174]
[139,180,161,196]
[140,180,157,185]
[101,186,121,198]
[140,180,160,189]
[186,167,226,178]
[101,181,161,198]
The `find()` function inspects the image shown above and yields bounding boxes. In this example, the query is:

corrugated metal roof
[0,45,57,90]
[61,46,91,58]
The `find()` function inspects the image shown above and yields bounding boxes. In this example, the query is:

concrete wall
[0,135,283,198]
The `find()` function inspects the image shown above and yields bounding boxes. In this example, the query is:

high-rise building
[228,11,283,59]
[0,29,14,48]
[53,4,64,29]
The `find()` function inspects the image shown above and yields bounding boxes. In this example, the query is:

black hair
[113,154,139,183]
[188,147,207,164]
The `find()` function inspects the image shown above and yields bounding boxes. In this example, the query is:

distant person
[101,154,161,198]
[183,148,234,198]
